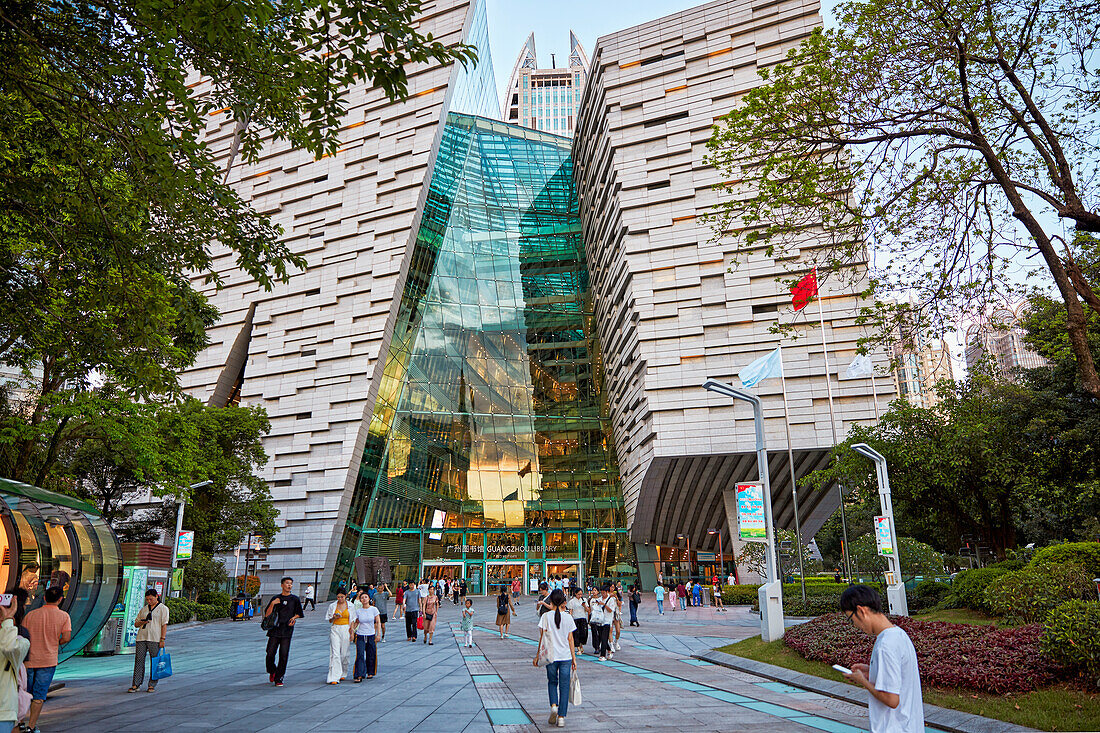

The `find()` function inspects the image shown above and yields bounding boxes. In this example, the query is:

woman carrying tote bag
[533,589,576,728]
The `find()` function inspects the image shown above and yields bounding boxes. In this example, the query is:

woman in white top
[324,589,352,684]
[565,588,589,654]
[534,589,576,728]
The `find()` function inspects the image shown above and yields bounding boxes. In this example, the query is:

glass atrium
[333,113,631,594]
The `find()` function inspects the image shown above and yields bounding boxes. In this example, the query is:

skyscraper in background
[501,31,589,133]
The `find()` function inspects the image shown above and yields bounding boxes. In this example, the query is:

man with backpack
[23,587,71,730]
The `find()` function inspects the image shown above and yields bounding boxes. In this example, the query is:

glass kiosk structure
[0,478,122,662]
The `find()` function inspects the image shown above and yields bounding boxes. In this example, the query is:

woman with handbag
[324,589,351,684]
[421,585,439,645]
[534,589,576,728]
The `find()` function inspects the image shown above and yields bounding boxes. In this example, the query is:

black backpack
[497,597,508,615]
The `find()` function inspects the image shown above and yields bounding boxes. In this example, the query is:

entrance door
[547,562,580,588]
[465,563,484,595]
[486,562,525,598]
[423,562,463,583]
[527,561,544,594]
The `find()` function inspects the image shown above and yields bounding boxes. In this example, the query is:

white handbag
[569,668,582,705]
[536,636,551,667]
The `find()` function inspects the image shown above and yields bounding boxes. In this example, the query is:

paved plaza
[43,597,923,732]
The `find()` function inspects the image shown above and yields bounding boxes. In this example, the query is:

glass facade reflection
[333,113,632,593]
[0,478,122,662]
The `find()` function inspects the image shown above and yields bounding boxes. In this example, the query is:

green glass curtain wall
[332,114,631,592]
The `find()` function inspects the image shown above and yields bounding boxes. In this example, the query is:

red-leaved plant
[784,614,1066,693]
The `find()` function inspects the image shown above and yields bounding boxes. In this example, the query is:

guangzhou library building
[182,0,890,596]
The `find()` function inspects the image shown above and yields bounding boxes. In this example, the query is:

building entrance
[546,562,580,586]
[422,561,462,583]
[486,562,525,598]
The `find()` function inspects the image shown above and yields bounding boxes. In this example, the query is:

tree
[182,551,229,601]
[706,0,1100,397]
[736,528,815,578]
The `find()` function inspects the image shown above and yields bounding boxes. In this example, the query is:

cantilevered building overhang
[572,0,896,568]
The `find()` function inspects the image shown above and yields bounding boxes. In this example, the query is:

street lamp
[702,379,784,641]
[170,480,211,597]
[707,528,724,580]
[676,533,691,583]
[849,444,907,615]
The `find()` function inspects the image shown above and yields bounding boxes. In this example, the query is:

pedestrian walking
[535,589,577,729]
[0,594,29,731]
[129,589,169,693]
[511,575,521,600]
[654,583,665,615]
[303,584,316,611]
[588,584,615,660]
[495,588,516,638]
[23,586,71,728]
[841,585,924,733]
[460,578,467,599]
[435,580,443,608]
[692,580,702,607]
[350,592,382,681]
[325,589,351,684]
[452,579,461,605]
[263,576,304,686]
[534,581,552,618]
[713,582,726,612]
[460,598,476,647]
[628,584,641,626]
[375,583,391,642]
[611,583,623,650]
[676,582,687,610]
[566,588,588,653]
[403,581,421,642]
[422,584,439,645]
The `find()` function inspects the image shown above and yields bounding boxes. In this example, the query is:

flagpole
[817,289,853,582]
[777,347,807,605]
[868,355,881,421]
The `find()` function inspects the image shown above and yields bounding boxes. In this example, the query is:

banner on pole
[175,530,195,560]
[874,516,894,557]
[736,482,768,542]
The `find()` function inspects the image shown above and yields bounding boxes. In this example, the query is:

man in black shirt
[264,576,304,686]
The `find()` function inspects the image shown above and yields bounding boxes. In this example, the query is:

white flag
[844,354,874,379]
[739,346,784,388]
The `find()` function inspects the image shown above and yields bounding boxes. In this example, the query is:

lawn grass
[912,607,1003,626]
[716,637,1100,732]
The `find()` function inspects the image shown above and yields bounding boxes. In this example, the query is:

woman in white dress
[325,589,352,684]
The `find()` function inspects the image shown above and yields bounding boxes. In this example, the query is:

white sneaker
[557,717,565,727]
[598,655,606,661]
[549,705,559,725]
[608,652,614,660]
[615,642,621,651]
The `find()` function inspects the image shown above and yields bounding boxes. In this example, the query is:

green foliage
[194,603,228,623]
[910,580,953,611]
[1028,543,1100,577]
[988,559,1026,572]
[181,551,229,601]
[723,584,760,605]
[196,590,232,609]
[985,563,1094,625]
[705,0,1100,397]
[164,598,195,625]
[848,534,945,579]
[952,568,1010,612]
[735,529,814,578]
[1042,601,1100,686]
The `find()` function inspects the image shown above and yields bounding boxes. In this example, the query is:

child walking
[461,598,475,647]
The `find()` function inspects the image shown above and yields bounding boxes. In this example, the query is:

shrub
[723,584,760,605]
[1042,600,1100,686]
[988,558,1026,572]
[194,603,228,622]
[165,598,196,624]
[909,579,952,610]
[1029,542,1100,577]
[197,590,232,611]
[985,562,1093,624]
[784,613,1065,693]
[951,567,1008,611]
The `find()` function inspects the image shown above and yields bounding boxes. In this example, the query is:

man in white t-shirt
[350,594,382,681]
[840,585,924,733]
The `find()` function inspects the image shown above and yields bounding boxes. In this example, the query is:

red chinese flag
[791,269,818,311]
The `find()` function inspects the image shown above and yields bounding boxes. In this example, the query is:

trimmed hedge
[985,562,1094,625]
[1029,542,1100,577]
[723,581,867,606]
[165,598,196,625]
[909,579,952,611]
[1041,600,1100,686]
[785,613,1065,693]
[951,567,1008,612]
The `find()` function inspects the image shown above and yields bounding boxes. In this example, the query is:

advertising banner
[175,530,195,560]
[736,482,767,542]
[122,567,149,650]
[874,515,894,557]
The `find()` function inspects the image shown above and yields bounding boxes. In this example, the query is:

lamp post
[702,379,784,641]
[850,444,907,615]
[676,533,691,584]
[171,480,211,597]
[707,528,724,579]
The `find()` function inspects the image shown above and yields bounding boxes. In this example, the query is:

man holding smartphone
[839,585,924,733]
[129,589,169,693]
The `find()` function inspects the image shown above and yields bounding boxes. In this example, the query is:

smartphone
[832,664,852,675]
[0,594,12,607]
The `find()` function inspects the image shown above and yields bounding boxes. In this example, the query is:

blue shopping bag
[150,650,173,681]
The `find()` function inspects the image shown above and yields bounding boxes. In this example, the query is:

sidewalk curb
[694,650,1039,733]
